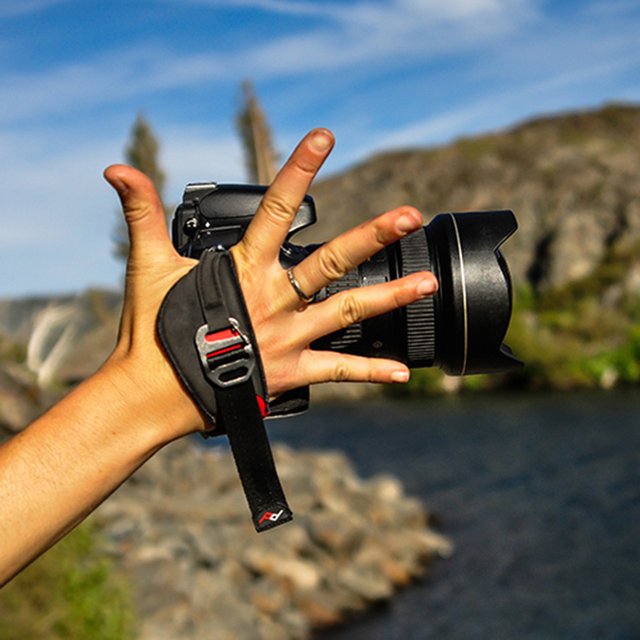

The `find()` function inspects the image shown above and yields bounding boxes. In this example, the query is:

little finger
[299,350,411,385]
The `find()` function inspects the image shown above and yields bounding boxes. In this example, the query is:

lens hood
[421,210,522,375]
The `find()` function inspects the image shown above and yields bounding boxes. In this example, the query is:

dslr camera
[172,183,521,375]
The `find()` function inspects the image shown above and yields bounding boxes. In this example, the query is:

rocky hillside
[300,103,640,391]
[0,290,121,434]
[2,103,640,405]
[305,103,640,295]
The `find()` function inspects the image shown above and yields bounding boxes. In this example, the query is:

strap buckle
[196,317,255,388]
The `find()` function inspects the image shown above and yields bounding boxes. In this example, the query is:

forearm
[0,135,436,586]
[0,358,193,585]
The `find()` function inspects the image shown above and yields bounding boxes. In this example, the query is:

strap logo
[258,509,285,525]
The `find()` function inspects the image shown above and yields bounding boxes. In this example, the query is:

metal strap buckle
[195,317,255,388]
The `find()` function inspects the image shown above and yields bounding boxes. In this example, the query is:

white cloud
[0,0,534,128]
[0,128,122,295]
[0,0,71,18]
[184,0,534,24]
[350,53,640,162]
[583,0,640,18]
[0,45,229,125]
[0,122,246,296]
[187,0,536,49]
[160,126,245,198]
[0,126,125,269]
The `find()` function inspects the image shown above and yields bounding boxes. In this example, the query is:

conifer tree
[235,81,278,184]
[113,114,168,260]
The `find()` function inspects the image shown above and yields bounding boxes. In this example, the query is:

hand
[103,129,438,435]
[230,129,438,398]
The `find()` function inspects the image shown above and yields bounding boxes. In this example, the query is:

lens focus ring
[400,231,436,366]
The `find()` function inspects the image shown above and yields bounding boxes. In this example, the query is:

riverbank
[95,437,451,639]
[3,387,638,638]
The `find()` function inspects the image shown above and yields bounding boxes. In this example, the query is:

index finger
[239,129,334,265]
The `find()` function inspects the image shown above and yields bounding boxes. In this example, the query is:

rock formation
[303,103,640,294]
[96,439,451,639]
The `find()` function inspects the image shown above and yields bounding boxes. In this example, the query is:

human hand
[103,129,438,436]
[230,129,438,398]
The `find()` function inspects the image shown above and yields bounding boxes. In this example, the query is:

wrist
[98,350,204,447]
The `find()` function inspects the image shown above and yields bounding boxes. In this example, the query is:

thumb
[104,164,173,260]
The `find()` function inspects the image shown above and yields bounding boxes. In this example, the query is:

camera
[172,183,521,375]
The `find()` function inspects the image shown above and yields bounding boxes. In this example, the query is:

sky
[0,0,639,297]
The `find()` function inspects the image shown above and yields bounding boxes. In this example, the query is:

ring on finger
[286,267,314,303]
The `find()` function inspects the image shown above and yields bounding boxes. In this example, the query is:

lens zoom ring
[324,270,363,348]
[400,232,436,363]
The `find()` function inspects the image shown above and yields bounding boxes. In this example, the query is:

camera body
[172,182,521,375]
[173,182,315,267]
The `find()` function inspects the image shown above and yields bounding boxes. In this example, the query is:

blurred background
[1,1,639,639]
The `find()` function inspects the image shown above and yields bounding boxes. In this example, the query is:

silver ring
[286,268,314,303]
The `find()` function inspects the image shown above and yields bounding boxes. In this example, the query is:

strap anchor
[195,317,255,388]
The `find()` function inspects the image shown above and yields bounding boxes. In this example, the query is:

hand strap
[158,248,292,532]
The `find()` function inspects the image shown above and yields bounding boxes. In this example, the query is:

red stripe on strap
[256,395,269,417]
[204,328,237,343]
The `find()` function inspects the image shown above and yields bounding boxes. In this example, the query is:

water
[263,391,640,640]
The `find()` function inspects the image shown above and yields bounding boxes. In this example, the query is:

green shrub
[0,520,135,640]
[393,271,640,395]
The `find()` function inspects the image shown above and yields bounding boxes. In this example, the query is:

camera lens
[172,183,521,376]
[312,210,521,375]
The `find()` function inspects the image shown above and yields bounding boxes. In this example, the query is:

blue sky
[1,0,639,296]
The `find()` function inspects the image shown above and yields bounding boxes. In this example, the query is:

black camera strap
[157,248,293,532]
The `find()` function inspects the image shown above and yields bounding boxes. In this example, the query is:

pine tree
[235,81,278,184]
[113,114,167,260]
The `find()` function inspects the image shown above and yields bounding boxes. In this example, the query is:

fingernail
[417,277,437,297]
[391,370,410,383]
[310,130,333,152]
[396,211,421,234]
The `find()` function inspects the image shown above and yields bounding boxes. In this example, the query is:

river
[263,390,640,640]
